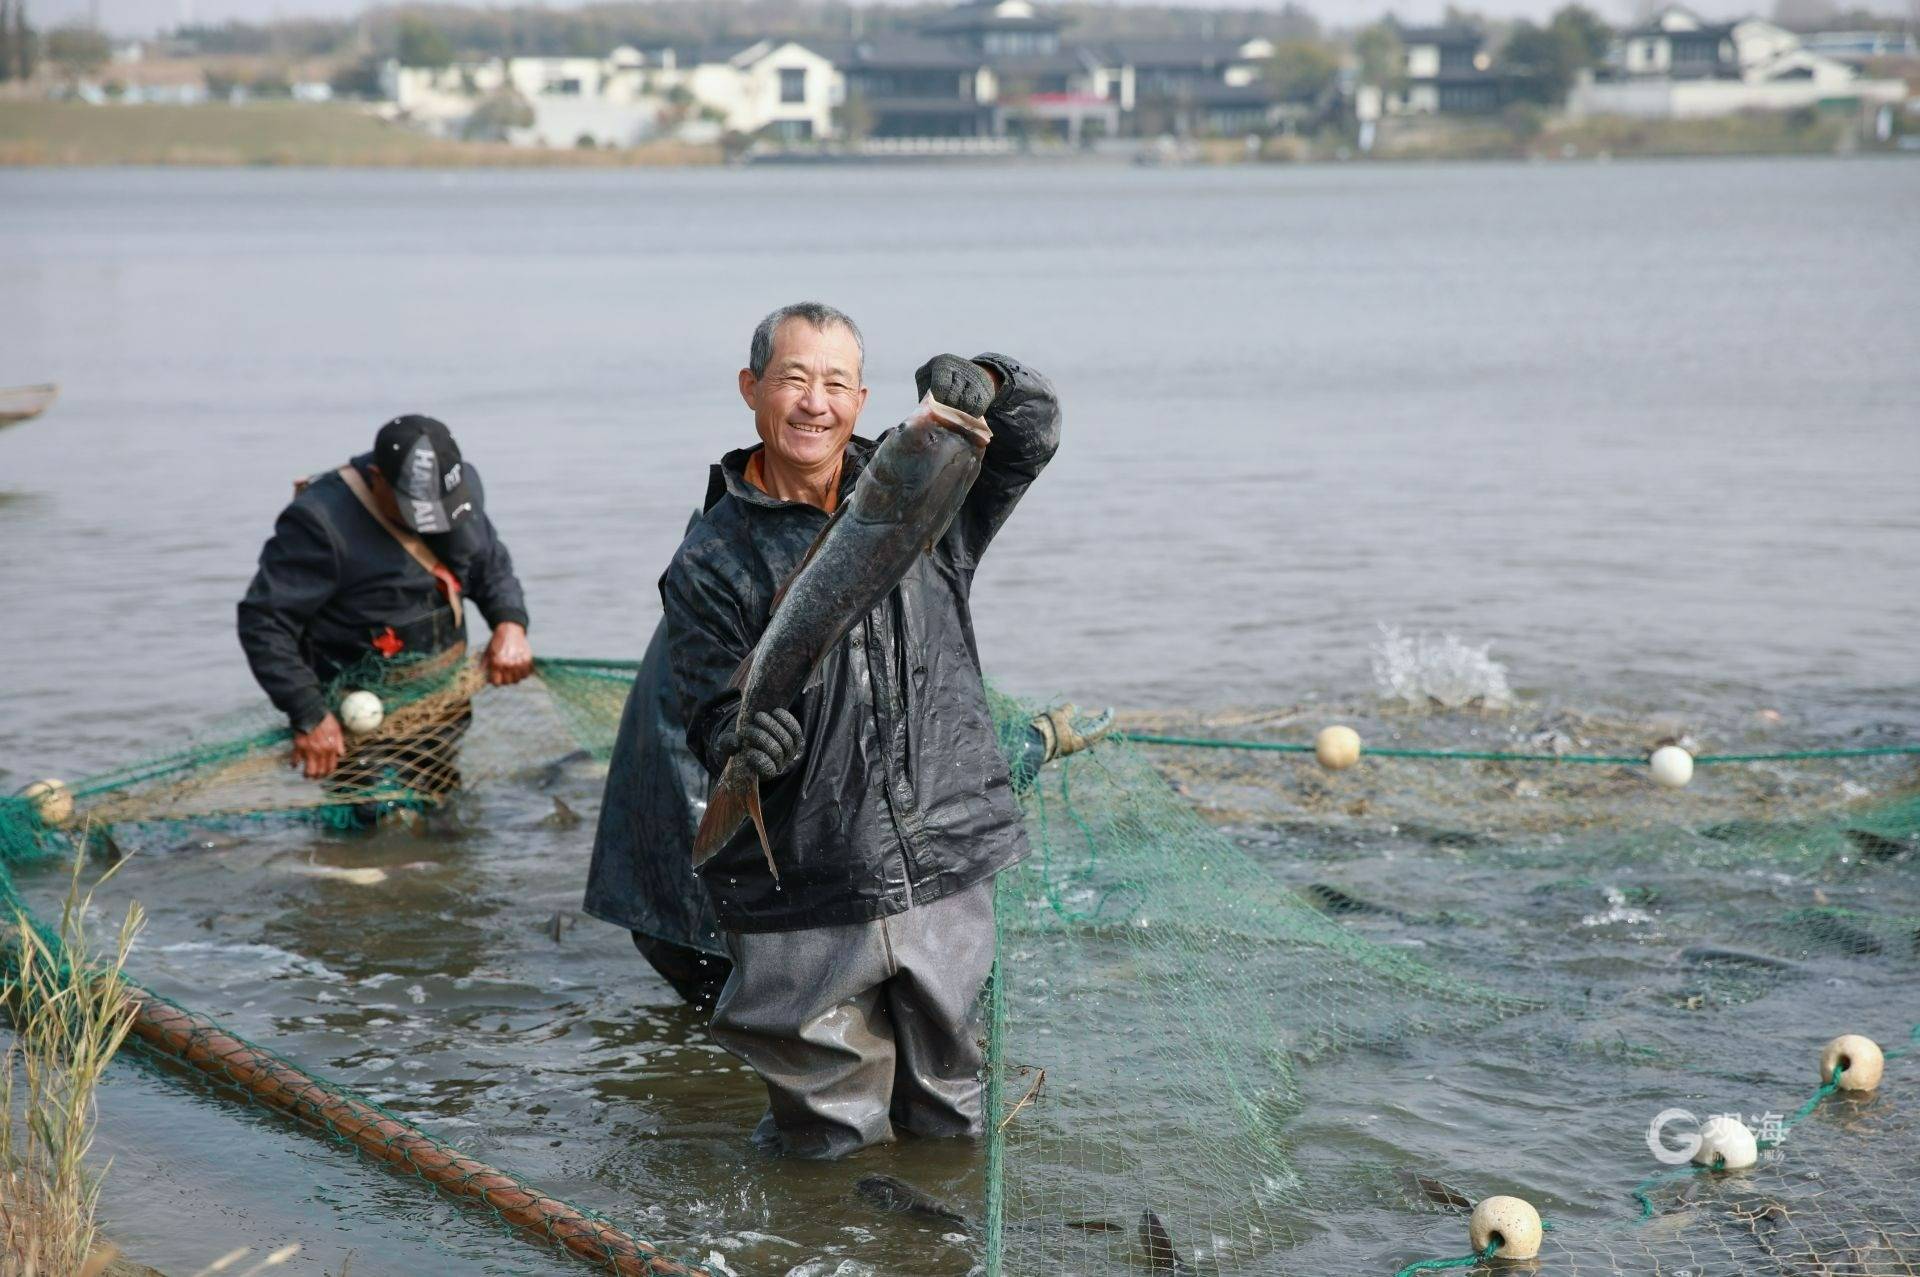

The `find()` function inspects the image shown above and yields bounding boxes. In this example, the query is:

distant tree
[45,23,108,80]
[461,85,533,141]
[1500,21,1560,103]
[329,53,384,99]
[9,0,34,80]
[0,0,38,83]
[1267,39,1339,102]
[249,70,292,98]
[397,16,453,69]
[1550,5,1612,65]
[1355,21,1407,94]
[1499,5,1613,106]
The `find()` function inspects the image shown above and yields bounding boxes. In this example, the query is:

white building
[384,38,838,147]
[679,40,838,141]
[1571,5,1907,119]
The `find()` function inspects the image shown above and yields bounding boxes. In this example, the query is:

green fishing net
[3,662,1916,1276]
[984,695,1919,1275]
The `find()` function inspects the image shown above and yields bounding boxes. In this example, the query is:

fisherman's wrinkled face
[740,319,868,473]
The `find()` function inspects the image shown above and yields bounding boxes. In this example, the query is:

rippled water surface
[1,159,1917,1275]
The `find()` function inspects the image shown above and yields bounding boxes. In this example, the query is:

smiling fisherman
[237,415,534,798]
[661,302,1060,1158]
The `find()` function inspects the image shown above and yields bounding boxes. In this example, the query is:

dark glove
[716,707,805,779]
[914,354,995,417]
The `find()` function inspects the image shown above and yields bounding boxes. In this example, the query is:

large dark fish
[1681,945,1796,973]
[1394,1168,1475,1212]
[691,397,991,874]
[1138,1210,1197,1274]
[1304,882,1411,923]
[854,1174,970,1228]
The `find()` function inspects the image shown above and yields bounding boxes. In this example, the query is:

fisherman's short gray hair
[749,302,865,380]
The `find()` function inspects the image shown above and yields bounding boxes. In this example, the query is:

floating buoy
[1649,745,1693,789]
[1315,725,1362,771]
[1694,1115,1757,1170]
[21,779,74,829]
[339,690,385,736]
[1469,1195,1542,1261]
[1820,1034,1884,1092]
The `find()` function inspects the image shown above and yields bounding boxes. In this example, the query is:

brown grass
[0,101,722,167]
[0,845,144,1276]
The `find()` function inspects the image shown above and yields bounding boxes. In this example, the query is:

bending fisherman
[237,415,534,798]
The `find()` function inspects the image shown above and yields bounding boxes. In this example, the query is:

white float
[339,690,385,736]
[1693,1115,1758,1170]
[21,778,74,829]
[1820,1034,1884,1092]
[1649,744,1694,789]
[1314,725,1362,771]
[1469,1195,1543,1261]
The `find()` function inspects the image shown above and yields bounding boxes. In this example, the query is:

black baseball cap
[373,415,477,535]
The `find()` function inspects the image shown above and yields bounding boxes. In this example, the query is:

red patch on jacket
[372,626,405,657]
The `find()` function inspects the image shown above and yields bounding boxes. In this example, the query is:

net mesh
[0,654,710,1277]
[3,661,1917,1276]
[984,695,1920,1276]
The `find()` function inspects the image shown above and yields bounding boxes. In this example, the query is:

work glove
[716,707,806,780]
[914,354,995,418]
[1031,703,1116,764]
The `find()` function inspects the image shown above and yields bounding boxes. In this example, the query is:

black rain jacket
[583,609,726,957]
[661,354,1060,933]
[237,453,529,732]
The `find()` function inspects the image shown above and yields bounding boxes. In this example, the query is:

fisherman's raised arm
[938,351,1061,570]
[237,502,339,735]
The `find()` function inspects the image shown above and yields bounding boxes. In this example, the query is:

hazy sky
[38,0,1888,41]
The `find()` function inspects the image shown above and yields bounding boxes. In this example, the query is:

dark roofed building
[919,0,1065,57]
[826,0,1307,141]
[1617,5,1741,78]
[826,34,994,138]
[1387,25,1513,114]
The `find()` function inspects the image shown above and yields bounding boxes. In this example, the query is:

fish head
[859,419,982,525]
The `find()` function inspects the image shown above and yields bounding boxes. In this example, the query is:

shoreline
[3,100,1912,170]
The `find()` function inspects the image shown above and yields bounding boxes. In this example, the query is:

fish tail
[692,760,747,865]
[743,778,777,879]
[691,762,779,881]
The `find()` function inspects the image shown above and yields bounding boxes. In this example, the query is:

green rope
[1118,732,1919,766]
[1394,1239,1501,1276]
[1633,1164,1710,1218]
[1759,1064,1846,1149]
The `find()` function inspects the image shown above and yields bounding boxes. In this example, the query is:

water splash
[1369,624,1513,710]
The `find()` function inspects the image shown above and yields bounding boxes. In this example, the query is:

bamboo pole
[123,986,709,1277]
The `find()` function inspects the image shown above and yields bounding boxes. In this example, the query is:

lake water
[1,159,1917,1276]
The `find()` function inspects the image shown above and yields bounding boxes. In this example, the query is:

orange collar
[745,450,839,514]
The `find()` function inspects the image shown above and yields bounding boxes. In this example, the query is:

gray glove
[914,354,995,417]
[717,707,805,779]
